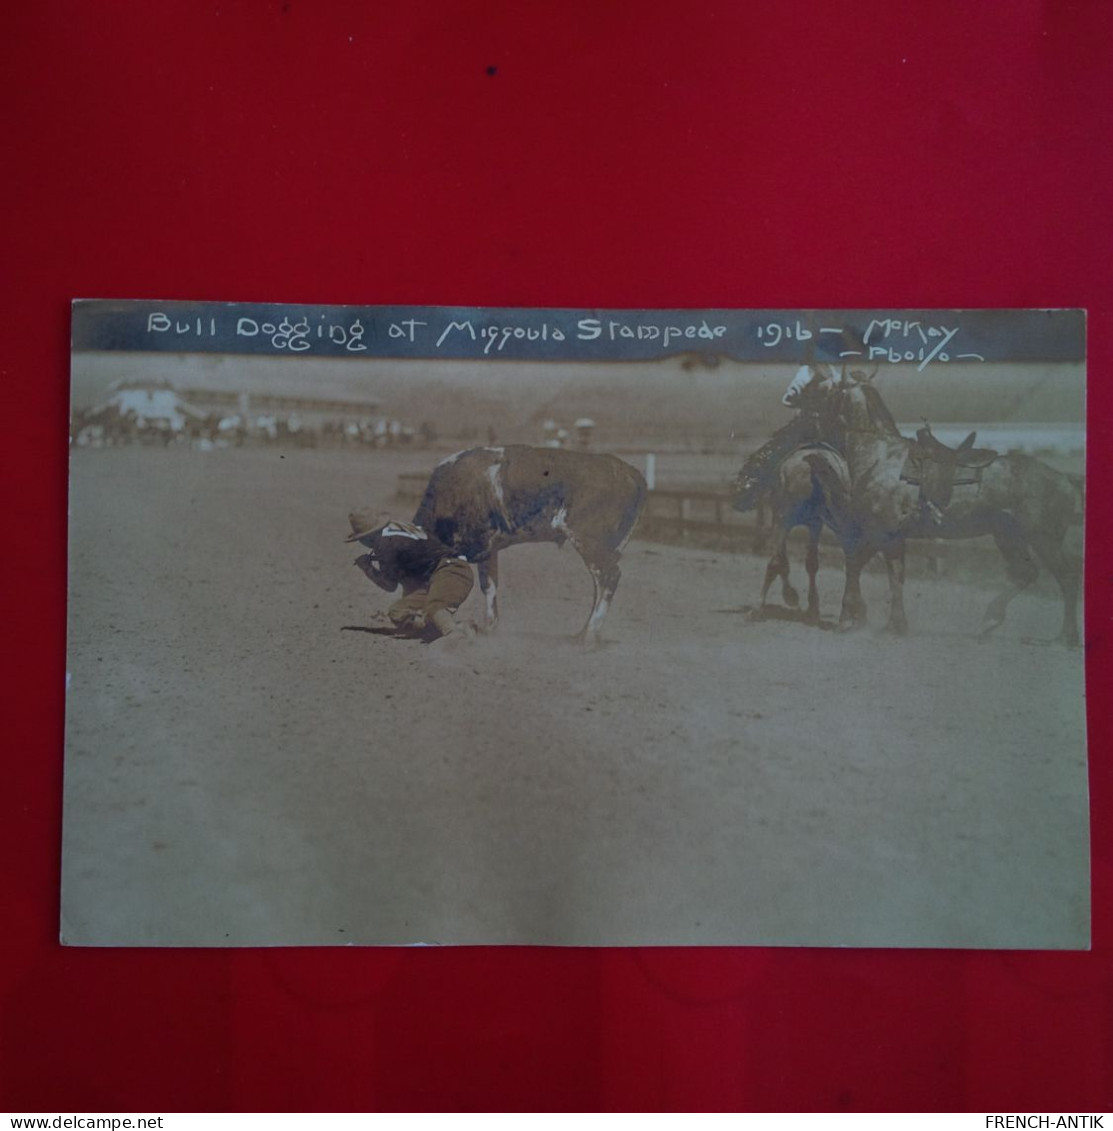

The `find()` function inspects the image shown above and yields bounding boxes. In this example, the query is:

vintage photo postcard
[63,302,1088,947]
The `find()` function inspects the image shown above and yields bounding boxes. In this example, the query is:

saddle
[901,424,998,509]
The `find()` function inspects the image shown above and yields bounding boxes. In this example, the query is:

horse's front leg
[839,543,871,631]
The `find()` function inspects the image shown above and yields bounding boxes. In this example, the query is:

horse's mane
[858,382,902,437]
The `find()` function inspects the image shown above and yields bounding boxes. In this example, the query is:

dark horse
[733,411,851,624]
[785,365,1084,644]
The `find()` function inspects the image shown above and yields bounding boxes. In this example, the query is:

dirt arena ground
[61,445,1089,948]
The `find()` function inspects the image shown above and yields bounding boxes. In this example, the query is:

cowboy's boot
[429,608,475,643]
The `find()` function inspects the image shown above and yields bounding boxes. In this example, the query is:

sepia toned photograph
[62,302,1088,948]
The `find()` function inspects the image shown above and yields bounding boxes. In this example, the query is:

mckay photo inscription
[63,303,1088,947]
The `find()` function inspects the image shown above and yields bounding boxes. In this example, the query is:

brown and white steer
[412,445,647,644]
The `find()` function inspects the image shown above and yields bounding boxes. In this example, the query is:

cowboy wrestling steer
[412,445,647,644]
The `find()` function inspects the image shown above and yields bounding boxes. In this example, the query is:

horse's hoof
[784,587,801,609]
[744,606,768,622]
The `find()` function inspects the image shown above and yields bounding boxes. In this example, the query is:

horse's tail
[1067,473,1085,521]
[803,450,852,516]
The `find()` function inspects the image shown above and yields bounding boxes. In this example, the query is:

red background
[3,0,1111,1112]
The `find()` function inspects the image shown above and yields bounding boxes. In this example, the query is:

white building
[93,378,205,432]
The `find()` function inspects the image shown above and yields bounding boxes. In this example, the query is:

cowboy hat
[344,507,391,542]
